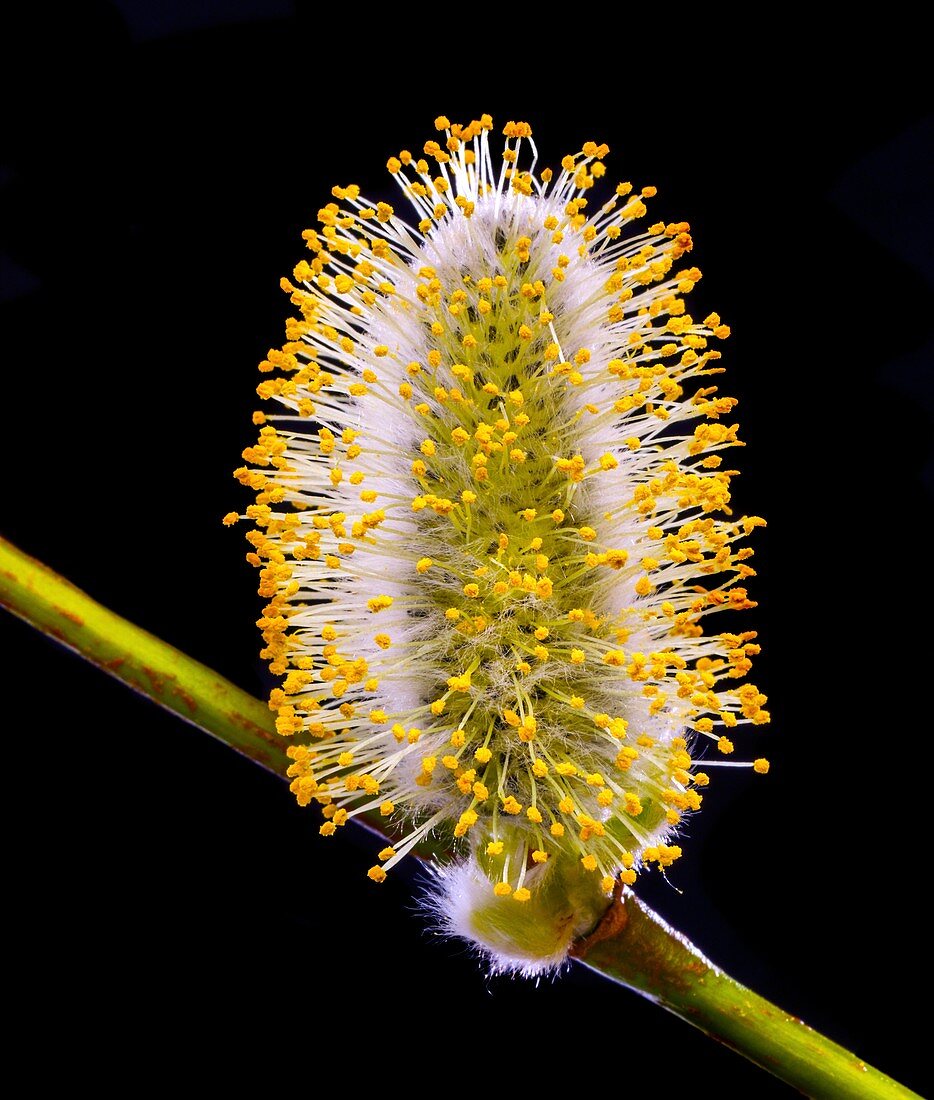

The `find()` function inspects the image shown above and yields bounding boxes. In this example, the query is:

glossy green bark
[577,893,920,1098]
[0,535,285,771]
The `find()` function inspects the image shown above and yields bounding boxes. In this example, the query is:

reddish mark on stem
[170,685,198,714]
[229,710,280,746]
[105,657,126,671]
[142,666,166,695]
[57,607,84,627]
[570,883,629,958]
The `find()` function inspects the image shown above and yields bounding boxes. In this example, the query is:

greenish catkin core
[237,115,769,907]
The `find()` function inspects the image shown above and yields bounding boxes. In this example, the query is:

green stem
[0,535,285,773]
[575,893,920,1099]
[0,534,919,1098]
[0,534,444,853]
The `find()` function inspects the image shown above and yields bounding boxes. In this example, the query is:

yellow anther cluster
[236,114,769,910]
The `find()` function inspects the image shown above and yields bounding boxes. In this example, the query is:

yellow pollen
[247,115,768,909]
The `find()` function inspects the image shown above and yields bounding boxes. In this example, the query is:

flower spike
[234,116,769,972]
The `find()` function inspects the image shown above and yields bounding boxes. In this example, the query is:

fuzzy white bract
[230,115,769,972]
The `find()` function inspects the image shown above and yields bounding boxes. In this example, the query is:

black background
[3,4,932,1093]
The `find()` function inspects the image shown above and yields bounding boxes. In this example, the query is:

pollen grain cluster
[230,115,769,905]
